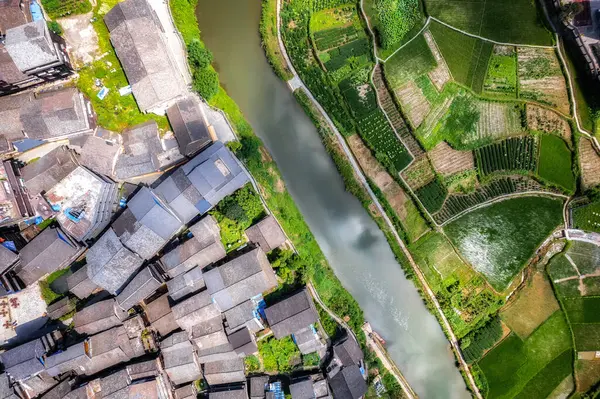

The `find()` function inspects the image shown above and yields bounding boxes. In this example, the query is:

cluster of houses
[0,0,369,398]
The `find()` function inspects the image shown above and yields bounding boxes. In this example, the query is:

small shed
[245,216,286,253]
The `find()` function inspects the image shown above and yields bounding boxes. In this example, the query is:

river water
[196,1,470,397]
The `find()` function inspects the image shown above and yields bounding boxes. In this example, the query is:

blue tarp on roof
[30,1,43,21]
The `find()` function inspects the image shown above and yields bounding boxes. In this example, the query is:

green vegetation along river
[195,1,470,397]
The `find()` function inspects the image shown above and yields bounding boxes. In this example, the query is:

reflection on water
[196,0,470,397]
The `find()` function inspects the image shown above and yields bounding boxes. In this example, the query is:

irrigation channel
[196,1,470,397]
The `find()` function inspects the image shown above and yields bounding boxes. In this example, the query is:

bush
[258,336,300,372]
[245,355,261,372]
[302,352,320,366]
[47,21,62,36]
[188,41,213,69]
[373,0,420,49]
[192,67,220,101]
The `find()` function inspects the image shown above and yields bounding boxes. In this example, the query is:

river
[196,1,470,397]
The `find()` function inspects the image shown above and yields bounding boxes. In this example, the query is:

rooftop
[0,338,45,381]
[104,0,186,113]
[86,227,144,295]
[203,357,246,386]
[21,146,79,196]
[75,130,121,178]
[4,20,59,72]
[167,97,214,157]
[116,264,164,311]
[73,298,127,335]
[114,121,162,180]
[16,226,81,286]
[204,247,277,312]
[209,387,249,399]
[264,289,318,339]
[245,216,286,253]
[327,364,367,399]
[112,186,183,260]
[172,290,220,332]
[0,0,31,34]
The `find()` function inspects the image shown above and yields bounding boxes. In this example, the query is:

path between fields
[278,0,482,395]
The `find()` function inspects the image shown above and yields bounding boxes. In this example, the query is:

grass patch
[39,268,71,305]
[537,134,575,193]
[42,0,92,19]
[562,297,600,324]
[573,200,600,234]
[477,311,573,399]
[76,0,168,131]
[501,272,560,339]
[425,0,552,46]
[484,47,518,98]
[384,33,437,89]
[572,323,600,351]
[444,196,563,291]
[258,336,301,372]
[513,349,573,399]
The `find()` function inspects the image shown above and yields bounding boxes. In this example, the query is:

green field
[42,0,92,19]
[567,241,600,275]
[484,47,518,98]
[573,200,600,234]
[410,232,502,338]
[572,323,600,351]
[562,297,600,324]
[384,34,437,88]
[444,196,563,291]
[478,311,573,399]
[537,134,576,193]
[425,0,553,46]
[428,21,492,93]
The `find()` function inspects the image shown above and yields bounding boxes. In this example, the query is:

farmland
[395,81,431,128]
[424,0,553,46]
[444,196,563,290]
[41,0,92,19]
[428,21,492,93]
[384,33,437,89]
[526,104,572,140]
[573,200,600,234]
[475,136,538,176]
[477,311,573,399]
[414,178,447,213]
[578,138,600,189]
[518,47,570,115]
[537,134,576,193]
[428,142,474,176]
[483,46,518,99]
[409,232,503,338]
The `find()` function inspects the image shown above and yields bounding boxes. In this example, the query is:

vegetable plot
[475,136,538,176]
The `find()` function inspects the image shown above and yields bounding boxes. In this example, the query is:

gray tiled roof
[44,342,88,377]
[0,0,30,34]
[73,298,127,335]
[166,265,204,302]
[114,121,162,180]
[203,357,245,386]
[20,88,91,141]
[77,133,121,177]
[0,372,18,399]
[112,186,183,260]
[86,227,144,295]
[167,97,213,157]
[0,244,18,274]
[249,376,269,399]
[0,338,46,381]
[4,20,59,72]
[245,216,286,253]
[172,290,220,332]
[209,387,248,399]
[126,359,158,381]
[159,215,225,278]
[21,146,79,195]
[264,289,318,339]
[0,44,27,85]
[161,332,201,385]
[84,327,140,375]
[46,296,75,320]
[289,379,314,399]
[104,0,185,113]
[224,300,255,332]
[328,364,367,399]
[154,168,203,224]
[333,337,363,367]
[40,379,74,399]
[66,265,98,299]
[227,327,257,356]
[16,226,81,286]
[116,265,163,310]
[145,294,178,337]
[204,248,278,312]
[181,142,250,211]
[0,90,30,141]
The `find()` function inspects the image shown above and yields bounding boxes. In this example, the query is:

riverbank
[169,0,365,333]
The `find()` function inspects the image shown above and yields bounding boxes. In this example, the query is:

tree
[188,40,213,69]
[47,21,62,36]
[192,67,219,100]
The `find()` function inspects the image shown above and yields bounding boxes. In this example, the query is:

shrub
[47,21,62,36]
[188,41,213,69]
[373,0,420,49]
[245,355,261,372]
[192,67,219,101]
[258,336,300,372]
[302,352,320,366]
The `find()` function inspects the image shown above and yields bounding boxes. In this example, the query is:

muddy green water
[196,1,470,397]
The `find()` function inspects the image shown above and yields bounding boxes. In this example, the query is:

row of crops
[460,317,504,364]
[434,177,518,224]
[340,77,378,118]
[324,38,371,72]
[314,26,361,51]
[415,178,447,213]
[357,110,413,170]
[475,136,538,176]
[312,0,349,12]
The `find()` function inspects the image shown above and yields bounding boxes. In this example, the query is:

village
[0,0,372,398]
